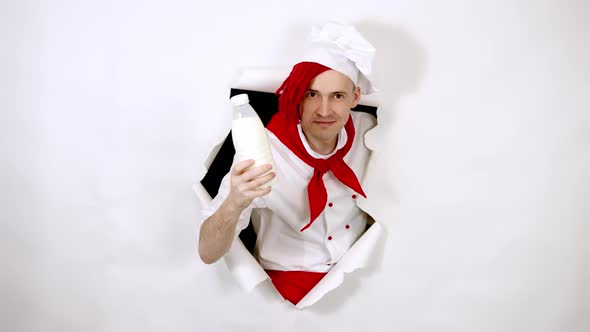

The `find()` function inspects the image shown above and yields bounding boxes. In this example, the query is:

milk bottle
[230,94,276,188]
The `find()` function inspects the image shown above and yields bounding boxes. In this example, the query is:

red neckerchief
[267,62,366,232]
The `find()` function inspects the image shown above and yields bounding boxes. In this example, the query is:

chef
[198,22,378,305]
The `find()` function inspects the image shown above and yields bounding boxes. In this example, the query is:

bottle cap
[230,94,249,106]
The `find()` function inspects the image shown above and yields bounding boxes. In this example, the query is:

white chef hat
[301,21,378,95]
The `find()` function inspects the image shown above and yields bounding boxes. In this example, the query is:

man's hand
[226,160,275,211]
[198,160,274,264]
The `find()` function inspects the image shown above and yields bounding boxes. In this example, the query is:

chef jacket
[200,111,376,272]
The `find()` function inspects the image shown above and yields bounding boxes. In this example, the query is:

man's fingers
[244,172,276,190]
[240,163,273,181]
[248,185,272,198]
[232,159,255,176]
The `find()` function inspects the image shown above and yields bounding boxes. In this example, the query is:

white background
[1,0,589,331]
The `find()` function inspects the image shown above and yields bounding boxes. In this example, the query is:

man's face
[299,70,361,152]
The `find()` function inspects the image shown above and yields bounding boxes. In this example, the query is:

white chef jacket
[200,111,376,273]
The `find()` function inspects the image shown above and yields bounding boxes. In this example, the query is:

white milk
[230,94,276,188]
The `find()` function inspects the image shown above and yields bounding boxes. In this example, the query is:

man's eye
[334,94,344,99]
[308,92,317,97]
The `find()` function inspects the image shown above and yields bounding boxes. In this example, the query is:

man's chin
[312,131,339,142]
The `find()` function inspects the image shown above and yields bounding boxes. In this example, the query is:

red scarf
[267,62,367,232]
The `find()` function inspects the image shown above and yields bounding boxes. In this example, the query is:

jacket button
[328,236,333,240]
[328,202,333,207]
[345,224,350,229]
[352,194,357,199]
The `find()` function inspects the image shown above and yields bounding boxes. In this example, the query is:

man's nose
[317,98,331,116]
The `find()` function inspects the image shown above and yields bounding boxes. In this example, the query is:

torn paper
[194,68,388,309]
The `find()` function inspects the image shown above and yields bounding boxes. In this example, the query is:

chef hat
[301,21,378,95]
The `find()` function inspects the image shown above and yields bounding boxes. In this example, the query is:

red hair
[274,62,331,124]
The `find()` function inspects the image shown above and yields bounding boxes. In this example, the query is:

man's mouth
[314,121,336,127]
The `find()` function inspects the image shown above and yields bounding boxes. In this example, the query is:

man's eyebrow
[305,89,349,94]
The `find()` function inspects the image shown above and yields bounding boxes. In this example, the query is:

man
[198,22,377,305]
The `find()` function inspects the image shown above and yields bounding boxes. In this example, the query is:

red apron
[265,270,327,305]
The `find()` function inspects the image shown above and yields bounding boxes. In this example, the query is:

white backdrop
[1,0,589,331]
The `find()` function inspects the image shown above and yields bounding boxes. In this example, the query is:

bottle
[230,93,276,188]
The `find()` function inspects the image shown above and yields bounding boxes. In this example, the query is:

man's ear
[351,86,361,108]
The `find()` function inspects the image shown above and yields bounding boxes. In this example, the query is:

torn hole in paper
[194,68,388,309]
